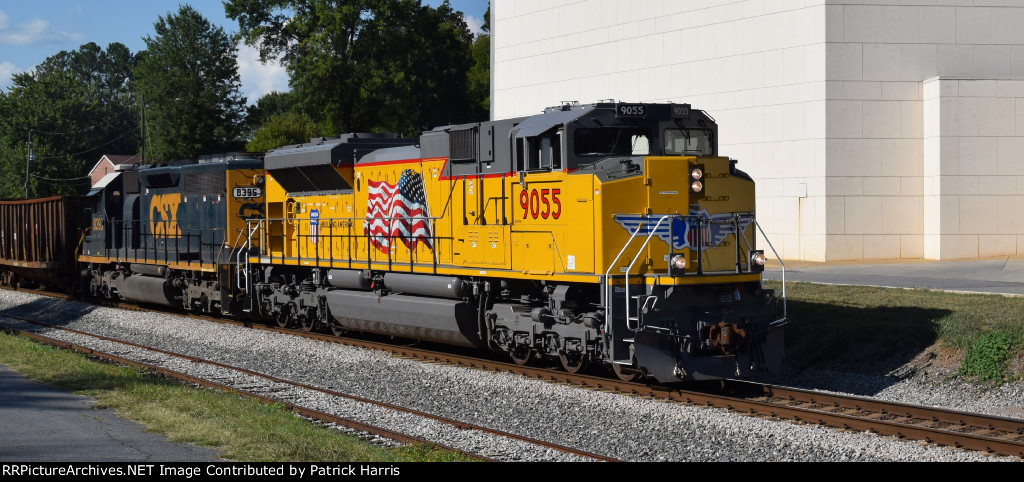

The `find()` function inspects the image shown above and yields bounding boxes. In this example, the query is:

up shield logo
[613,209,753,250]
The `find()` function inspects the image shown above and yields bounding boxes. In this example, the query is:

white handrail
[623,216,669,330]
[753,219,787,325]
[603,220,650,334]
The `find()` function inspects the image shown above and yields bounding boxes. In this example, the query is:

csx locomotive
[2,101,786,382]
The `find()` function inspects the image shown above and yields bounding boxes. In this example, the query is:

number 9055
[519,188,561,220]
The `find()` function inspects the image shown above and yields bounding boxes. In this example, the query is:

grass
[0,331,476,462]
[767,281,1024,384]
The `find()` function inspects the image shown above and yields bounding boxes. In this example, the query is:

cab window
[664,129,713,156]
[574,128,651,157]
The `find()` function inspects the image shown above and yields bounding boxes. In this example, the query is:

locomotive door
[643,156,686,274]
[285,199,297,259]
[509,173,590,274]
[457,174,508,268]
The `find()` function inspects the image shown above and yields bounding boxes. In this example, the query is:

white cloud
[0,61,22,91]
[465,15,484,35]
[0,16,83,45]
[235,42,290,104]
[0,11,10,30]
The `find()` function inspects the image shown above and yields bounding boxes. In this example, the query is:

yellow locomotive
[239,102,785,382]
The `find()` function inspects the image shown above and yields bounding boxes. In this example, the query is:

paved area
[764,256,1024,297]
[0,365,220,462]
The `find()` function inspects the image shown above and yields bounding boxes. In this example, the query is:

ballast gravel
[0,290,1020,462]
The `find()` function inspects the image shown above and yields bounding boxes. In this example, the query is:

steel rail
[0,312,618,463]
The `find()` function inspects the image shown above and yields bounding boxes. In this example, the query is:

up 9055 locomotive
[238,101,786,382]
[0,101,786,383]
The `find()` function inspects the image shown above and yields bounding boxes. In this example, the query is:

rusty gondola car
[0,196,90,290]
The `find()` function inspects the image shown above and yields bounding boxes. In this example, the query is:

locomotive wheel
[612,362,641,382]
[276,304,293,328]
[509,346,534,365]
[559,352,588,374]
[300,307,317,332]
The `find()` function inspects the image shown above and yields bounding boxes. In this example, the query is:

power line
[31,174,92,186]
[31,133,131,160]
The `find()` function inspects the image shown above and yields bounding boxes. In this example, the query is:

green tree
[134,5,246,161]
[226,0,478,136]
[243,90,298,138]
[467,2,490,120]
[245,111,324,152]
[0,42,139,197]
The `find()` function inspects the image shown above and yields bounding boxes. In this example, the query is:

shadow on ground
[1,296,98,327]
[777,300,952,396]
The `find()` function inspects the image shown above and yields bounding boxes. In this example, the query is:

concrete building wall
[492,0,1024,261]
[924,78,1024,260]
[493,0,829,260]
[822,2,1024,260]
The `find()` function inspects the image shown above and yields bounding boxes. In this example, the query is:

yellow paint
[256,153,759,287]
[149,193,181,238]
[225,168,266,248]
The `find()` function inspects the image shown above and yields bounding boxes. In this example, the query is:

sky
[0,0,490,103]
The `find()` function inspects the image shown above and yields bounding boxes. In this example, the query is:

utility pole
[24,130,34,198]
[139,92,146,164]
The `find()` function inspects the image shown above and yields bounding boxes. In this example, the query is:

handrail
[242,214,448,270]
[603,219,650,334]
[753,219,787,326]
[623,215,669,330]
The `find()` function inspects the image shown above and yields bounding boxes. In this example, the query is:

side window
[518,132,562,172]
[631,134,649,155]
[539,133,562,170]
[516,137,526,171]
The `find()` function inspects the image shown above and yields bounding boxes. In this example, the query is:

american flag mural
[365,169,434,254]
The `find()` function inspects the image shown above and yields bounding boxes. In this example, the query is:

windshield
[664,129,713,156]
[574,127,651,156]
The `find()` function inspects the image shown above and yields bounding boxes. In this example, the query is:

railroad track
[335,339,1024,458]
[4,285,1023,460]
[0,311,618,462]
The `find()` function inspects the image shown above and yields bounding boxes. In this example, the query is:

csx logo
[150,193,181,238]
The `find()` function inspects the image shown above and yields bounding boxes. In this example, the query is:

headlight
[750,250,766,272]
[671,254,687,270]
[690,180,703,193]
[690,167,703,180]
